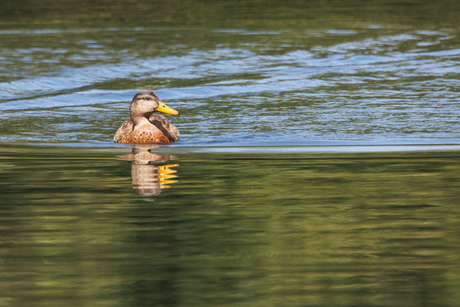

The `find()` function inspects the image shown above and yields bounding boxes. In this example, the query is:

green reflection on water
[1,0,459,29]
[0,145,460,306]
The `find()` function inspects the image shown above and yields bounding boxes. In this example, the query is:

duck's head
[130,90,179,123]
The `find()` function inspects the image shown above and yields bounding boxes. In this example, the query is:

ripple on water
[0,27,459,146]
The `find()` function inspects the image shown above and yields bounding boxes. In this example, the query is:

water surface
[1,146,460,306]
[1,0,460,306]
[0,1,459,146]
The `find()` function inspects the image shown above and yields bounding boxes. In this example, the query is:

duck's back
[114,115,180,143]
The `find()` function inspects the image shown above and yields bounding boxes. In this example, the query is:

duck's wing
[149,114,180,142]
[113,118,134,143]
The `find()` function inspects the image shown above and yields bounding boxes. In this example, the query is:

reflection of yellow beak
[158,164,179,188]
[156,101,180,115]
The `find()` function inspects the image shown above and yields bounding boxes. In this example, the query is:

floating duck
[114,90,180,143]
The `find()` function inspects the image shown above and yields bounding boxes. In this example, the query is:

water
[1,0,460,306]
[2,27,459,146]
[1,146,460,306]
[1,5,459,145]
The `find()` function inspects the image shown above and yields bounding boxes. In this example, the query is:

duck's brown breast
[114,119,179,143]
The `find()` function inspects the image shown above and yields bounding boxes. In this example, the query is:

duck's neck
[131,115,150,126]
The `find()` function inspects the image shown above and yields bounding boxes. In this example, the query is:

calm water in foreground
[1,145,460,306]
[1,0,460,306]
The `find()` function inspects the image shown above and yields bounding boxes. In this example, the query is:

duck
[114,90,180,143]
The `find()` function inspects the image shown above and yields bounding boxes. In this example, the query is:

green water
[1,146,460,306]
[1,0,460,305]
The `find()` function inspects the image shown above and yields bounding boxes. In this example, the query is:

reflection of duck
[114,90,180,143]
[117,145,179,196]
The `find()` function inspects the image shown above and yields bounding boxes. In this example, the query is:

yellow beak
[156,101,180,115]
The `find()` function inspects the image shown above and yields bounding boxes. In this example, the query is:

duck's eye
[145,96,151,100]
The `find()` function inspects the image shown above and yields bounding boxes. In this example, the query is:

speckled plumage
[114,114,180,143]
[114,91,180,143]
